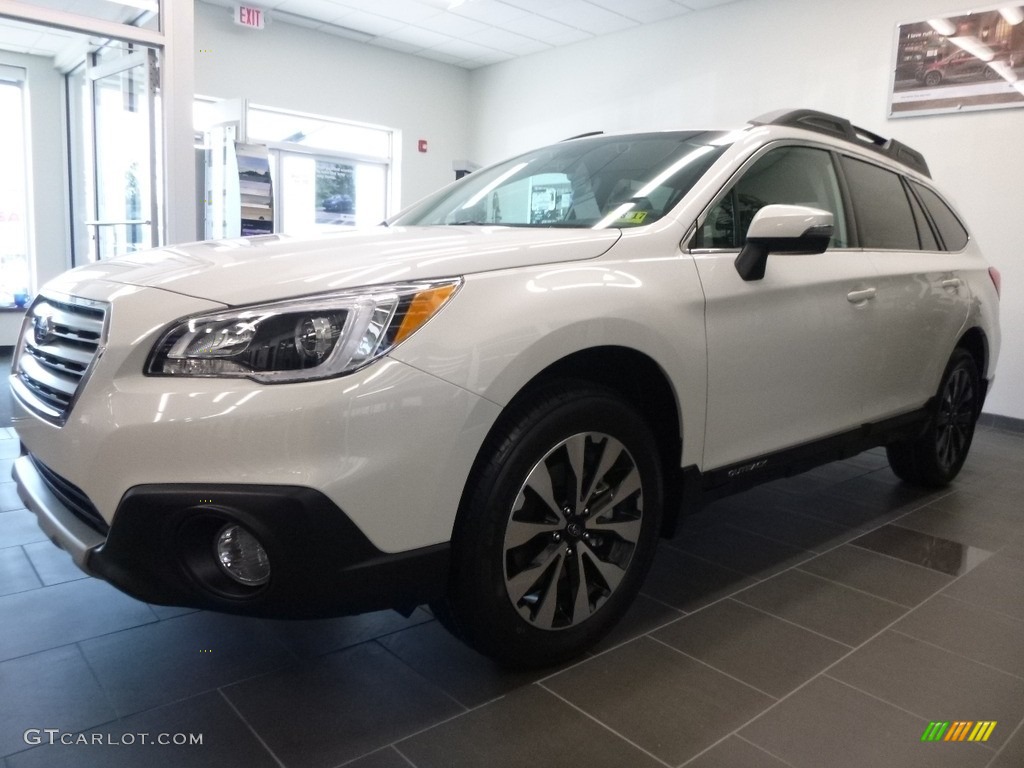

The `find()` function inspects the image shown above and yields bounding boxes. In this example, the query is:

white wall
[469,0,1024,420]
[0,50,69,346]
[194,1,471,210]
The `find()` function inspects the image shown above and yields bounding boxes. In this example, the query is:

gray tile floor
[1,420,1023,767]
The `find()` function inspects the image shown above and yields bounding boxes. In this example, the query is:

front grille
[29,454,110,536]
[12,295,108,424]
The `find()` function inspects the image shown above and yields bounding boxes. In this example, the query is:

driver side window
[697,146,848,249]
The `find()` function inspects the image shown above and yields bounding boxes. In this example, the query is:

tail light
[988,266,1001,298]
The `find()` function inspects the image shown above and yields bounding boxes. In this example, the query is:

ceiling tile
[469,26,549,54]
[385,25,455,50]
[331,0,399,10]
[542,28,593,46]
[588,0,693,24]
[416,12,492,38]
[501,0,573,13]
[332,9,406,36]
[501,13,578,41]
[450,0,529,25]
[361,0,445,24]
[538,0,639,35]
[275,0,351,22]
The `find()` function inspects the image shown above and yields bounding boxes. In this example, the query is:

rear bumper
[13,454,449,618]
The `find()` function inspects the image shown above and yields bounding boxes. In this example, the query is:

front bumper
[14,454,450,617]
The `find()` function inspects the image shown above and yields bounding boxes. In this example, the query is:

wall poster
[889,4,1024,117]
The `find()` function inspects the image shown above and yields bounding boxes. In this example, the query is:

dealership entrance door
[78,44,161,262]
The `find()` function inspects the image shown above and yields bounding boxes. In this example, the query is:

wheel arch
[956,326,988,377]
[458,345,685,539]
[956,326,990,411]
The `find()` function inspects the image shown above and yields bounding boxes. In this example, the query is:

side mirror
[734,204,834,281]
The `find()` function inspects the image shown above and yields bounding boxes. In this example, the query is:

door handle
[847,288,877,304]
[941,278,962,291]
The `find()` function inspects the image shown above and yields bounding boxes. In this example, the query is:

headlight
[146,279,460,383]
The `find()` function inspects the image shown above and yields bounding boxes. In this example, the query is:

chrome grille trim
[12,294,109,425]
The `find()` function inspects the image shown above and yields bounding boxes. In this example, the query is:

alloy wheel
[935,365,975,473]
[502,431,643,630]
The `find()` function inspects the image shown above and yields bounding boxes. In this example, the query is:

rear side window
[839,157,919,250]
[911,182,969,251]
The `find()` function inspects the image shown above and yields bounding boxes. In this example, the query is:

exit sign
[234,5,265,29]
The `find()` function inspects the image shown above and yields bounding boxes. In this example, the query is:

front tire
[436,385,663,668]
[887,349,980,487]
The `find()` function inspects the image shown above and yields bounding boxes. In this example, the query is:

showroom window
[696,146,848,249]
[0,66,31,307]
[247,105,392,232]
[195,101,393,236]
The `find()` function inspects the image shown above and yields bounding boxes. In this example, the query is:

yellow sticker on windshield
[618,211,648,225]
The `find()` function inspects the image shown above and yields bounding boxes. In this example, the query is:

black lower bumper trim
[89,484,449,619]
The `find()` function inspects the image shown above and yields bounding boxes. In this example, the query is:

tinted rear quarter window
[911,182,969,251]
[840,156,919,250]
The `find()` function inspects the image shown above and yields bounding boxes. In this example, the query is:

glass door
[0,67,31,307]
[86,45,160,261]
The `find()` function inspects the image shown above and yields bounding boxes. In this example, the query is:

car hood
[52,226,622,306]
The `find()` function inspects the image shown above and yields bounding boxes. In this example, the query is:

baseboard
[979,412,1024,434]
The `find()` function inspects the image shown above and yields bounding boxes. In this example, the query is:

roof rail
[561,131,604,141]
[750,109,931,178]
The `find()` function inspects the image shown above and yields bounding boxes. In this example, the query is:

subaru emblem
[33,314,53,346]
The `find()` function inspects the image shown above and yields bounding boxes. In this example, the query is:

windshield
[391,131,727,230]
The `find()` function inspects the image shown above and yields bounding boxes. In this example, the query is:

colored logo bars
[921,721,997,742]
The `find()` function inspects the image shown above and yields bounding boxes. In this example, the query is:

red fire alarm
[418,139,428,153]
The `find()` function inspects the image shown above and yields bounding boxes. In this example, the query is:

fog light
[214,524,270,586]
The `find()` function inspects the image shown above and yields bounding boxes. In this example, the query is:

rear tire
[887,349,980,487]
[435,384,663,668]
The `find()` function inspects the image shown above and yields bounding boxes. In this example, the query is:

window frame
[689,139,965,255]
[689,140,855,253]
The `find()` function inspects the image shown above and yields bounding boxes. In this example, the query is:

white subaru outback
[11,109,1001,667]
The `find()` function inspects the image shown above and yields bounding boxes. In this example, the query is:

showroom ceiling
[198,0,743,69]
[0,0,743,68]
